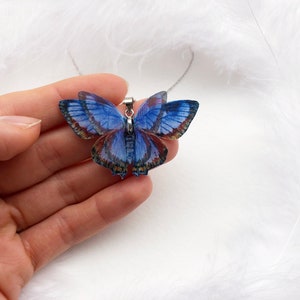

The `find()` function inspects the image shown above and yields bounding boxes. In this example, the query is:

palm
[0,74,178,299]
[0,204,33,299]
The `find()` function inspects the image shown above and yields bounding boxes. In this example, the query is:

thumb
[0,116,41,161]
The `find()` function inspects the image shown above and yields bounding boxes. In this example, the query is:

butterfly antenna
[166,48,195,93]
[68,50,83,76]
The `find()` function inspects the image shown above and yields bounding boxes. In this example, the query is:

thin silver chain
[68,48,195,93]
[166,49,194,93]
[68,50,83,76]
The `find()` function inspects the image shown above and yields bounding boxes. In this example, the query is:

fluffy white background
[1,0,300,299]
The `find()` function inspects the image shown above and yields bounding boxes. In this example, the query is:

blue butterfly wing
[59,91,124,139]
[134,91,167,131]
[135,96,199,140]
[153,100,199,139]
[132,129,168,176]
[132,92,198,175]
[59,90,198,177]
[91,129,128,178]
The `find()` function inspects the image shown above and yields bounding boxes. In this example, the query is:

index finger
[0,74,128,132]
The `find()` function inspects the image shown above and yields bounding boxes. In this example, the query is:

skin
[0,74,178,300]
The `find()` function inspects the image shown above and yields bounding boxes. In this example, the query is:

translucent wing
[135,91,199,140]
[91,128,167,177]
[134,91,167,131]
[59,91,124,139]
[135,96,199,140]
[91,129,128,178]
[153,100,199,139]
[132,129,168,176]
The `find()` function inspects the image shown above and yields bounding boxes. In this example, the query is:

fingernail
[0,116,41,129]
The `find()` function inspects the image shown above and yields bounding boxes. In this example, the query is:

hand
[0,74,178,300]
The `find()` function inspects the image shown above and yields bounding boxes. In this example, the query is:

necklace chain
[166,49,194,93]
[69,48,194,93]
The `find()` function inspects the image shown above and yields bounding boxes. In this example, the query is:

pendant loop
[122,97,135,134]
[123,97,135,111]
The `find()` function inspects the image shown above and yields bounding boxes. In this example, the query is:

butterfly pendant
[59,91,199,178]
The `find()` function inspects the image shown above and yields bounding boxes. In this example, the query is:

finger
[0,74,128,132]
[0,126,95,195]
[0,121,177,195]
[20,175,152,271]
[7,160,120,230]
[0,116,41,161]
[7,139,176,229]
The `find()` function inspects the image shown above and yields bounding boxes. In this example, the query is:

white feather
[0,0,299,299]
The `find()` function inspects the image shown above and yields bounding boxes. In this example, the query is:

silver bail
[122,97,135,109]
[123,97,135,134]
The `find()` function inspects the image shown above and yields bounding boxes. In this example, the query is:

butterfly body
[59,91,199,178]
